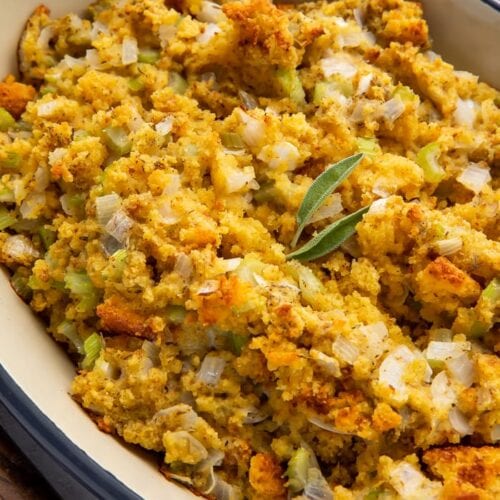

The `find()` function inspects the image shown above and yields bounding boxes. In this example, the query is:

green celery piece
[0,207,16,230]
[138,49,161,64]
[0,108,16,132]
[166,305,186,324]
[64,270,99,313]
[169,72,188,95]
[39,226,56,250]
[276,67,305,104]
[416,142,445,183]
[103,127,131,156]
[291,153,364,247]
[356,137,381,157]
[221,132,245,150]
[286,447,309,493]
[10,268,32,302]
[0,152,21,169]
[287,205,370,261]
[128,77,144,92]
[81,332,103,370]
[482,277,500,303]
[57,320,84,354]
[226,332,248,355]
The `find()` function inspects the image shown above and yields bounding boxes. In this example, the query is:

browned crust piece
[96,297,156,340]
[249,452,287,499]
[423,446,500,500]
[0,76,36,118]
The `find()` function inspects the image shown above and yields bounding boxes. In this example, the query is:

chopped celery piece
[40,86,57,96]
[0,207,16,230]
[110,248,128,278]
[0,152,21,169]
[64,270,99,313]
[62,193,86,218]
[428,358,445,371]
[138,49,161,64]
[365,488,383,500]
[393,85,417,103]
[416,142,445,183]
[221,132,245,150]
[482,278,500,303]
[276,68,305,104]
[10,268,32,302]
[169,72,188,95]
[286,447,309,493]
[128,77,144,92]
[0,184,14,203]
[103,127,131,156]
[253,182,277,203]
[226,332,248,355]
[15,121,32,132]
[0,108,16,132]
[166,305,186,324]
[57,320,84,354]
[81,332,103,370]
[39,226,56,250]
[313,78,353,105]
[73,130,89,141]
[356,137,381,157]
[469,320,488,338]
[28,273,44,290]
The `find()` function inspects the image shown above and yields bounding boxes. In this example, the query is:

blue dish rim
[0,364,141,500]
[481,0,500,11]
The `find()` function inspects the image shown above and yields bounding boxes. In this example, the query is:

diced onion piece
[164,431,208,464]
[162,173,181,196]
[174,253,193,280]
[285,262,324,306]
[416,142,445,183]
[197,23,221,44]
[353,7,364,26]
[491,424,500,442]
[37,25,54,50]
[220,258,242,273]
[242,406,269,424]
[368,197,389,215]
[435,237,462,256]
[426,341,470,361]
[101,234,124,257]
[446,353,474,387]
[356,73,373,95]
[257,141,300,171]
[456,163,491,194]
[308,416,350,435]
[320,55,357,78]
[252,273,268,287]
[96,193,121,226]
[235,109,264,147]
[304,467,334,500]
[238,90,258,110]
[34,166,50,192]
[332,336,359,365]
[449,407,473,436]
[309,193,343,223]
[356,322,388,360]
[310,349,341,377]
[159,25,177,47]
[20,192,46,220]
[425,51,440,62]
[197,354,226,385]
[86,49,100,67]
[121,36,138,65]
[389,463,432,498]
[37,101,60,118]
[158,200,180,225]
[155,116,174,136]
[103,127,131,156]
[224,166,256,193]
[105,210,133,244]
[48,147,67,166]
[90,21,109,41]
[380,97,405,122]
[197,280,219,295]
[154,404,199,430]
[3,235,39,263]
[454,98,476,128]
[197,1,223,23]
[431,371,456,411]
[378,346,415,397]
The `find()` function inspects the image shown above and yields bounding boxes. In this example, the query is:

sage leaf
[291,153,364,247]
[287,205,370,261]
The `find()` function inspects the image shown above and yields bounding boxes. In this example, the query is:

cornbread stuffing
[0,0,499,498]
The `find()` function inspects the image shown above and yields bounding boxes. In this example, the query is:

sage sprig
[287,205,370,261]
[290,153,364,247]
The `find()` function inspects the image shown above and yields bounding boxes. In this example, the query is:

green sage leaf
[287,205,370,261]
[291,153,364,247]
